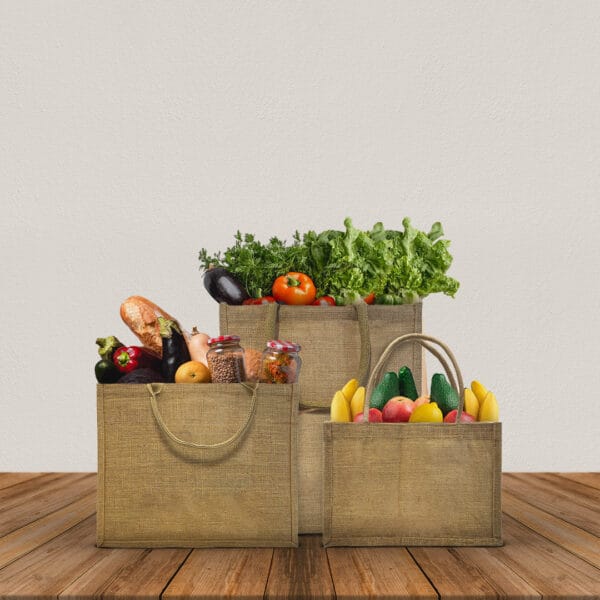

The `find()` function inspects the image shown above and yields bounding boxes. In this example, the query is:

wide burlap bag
[323,334,502,547]
[97,382,298,548]
[220,302,423,533]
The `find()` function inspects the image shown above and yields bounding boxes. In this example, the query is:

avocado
[370,372,400,411]
[430,373,459,416]
[398,365,419,400]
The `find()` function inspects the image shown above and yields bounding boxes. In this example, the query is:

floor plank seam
[0,502,96,574]
[0,473,46,492]
[262,546,276,599]
[505,513,600,574]
[323,548,337,600]
[0,490,96,544]
[405,548,441,599]
[502,514,600,585]
[502,496,600,556]
[159,548,194,599]
[553,473,600,492]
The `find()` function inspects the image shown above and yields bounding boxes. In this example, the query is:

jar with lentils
[206,335,246,383]
[261,340,302,384]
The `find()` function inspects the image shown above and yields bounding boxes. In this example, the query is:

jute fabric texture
[322,334,502,547]
[219,303,423,409]
[97,382,298,548]
[219,302,423,534]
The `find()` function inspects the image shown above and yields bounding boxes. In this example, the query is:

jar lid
[266,339,301,352]
[208,334,241,345]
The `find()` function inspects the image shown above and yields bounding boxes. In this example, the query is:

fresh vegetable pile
[330,369,499,423]
[199,217,459,306]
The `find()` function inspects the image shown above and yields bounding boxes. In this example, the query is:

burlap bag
[323,334,502,547]
[220,303,423,533]
[97,382,298,548]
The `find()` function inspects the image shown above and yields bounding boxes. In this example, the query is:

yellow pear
[350,386,366,420]
[479,391,499,422]
[463,388,479,420]
[330,391,351,422]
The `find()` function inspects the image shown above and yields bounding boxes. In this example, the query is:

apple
[443,409,476,423]
[353,408,383,423]
[414,395,430,408]
[382,397,415,422]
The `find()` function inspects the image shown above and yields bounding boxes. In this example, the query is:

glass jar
[261,340,302,384]
[206,335,246,383]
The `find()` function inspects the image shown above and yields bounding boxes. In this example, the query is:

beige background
[1,1,599,471]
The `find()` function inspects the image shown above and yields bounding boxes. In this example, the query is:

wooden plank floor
[0,473,598,599]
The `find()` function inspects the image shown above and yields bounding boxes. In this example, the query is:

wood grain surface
[0,473,598,599]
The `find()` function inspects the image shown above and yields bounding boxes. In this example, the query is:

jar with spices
[261,340,302,384]
[206,335,246,383]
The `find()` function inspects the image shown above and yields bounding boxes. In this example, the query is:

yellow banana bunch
[330,378,364,422]
[470,380,499,422]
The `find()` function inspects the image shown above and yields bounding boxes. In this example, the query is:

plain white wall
[1,1,599,471]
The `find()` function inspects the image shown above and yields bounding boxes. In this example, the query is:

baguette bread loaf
[120,295,177,358]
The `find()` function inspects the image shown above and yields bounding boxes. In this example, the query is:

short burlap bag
[220,302,423,533]
[97,382,298,548]
[323,334,502,547]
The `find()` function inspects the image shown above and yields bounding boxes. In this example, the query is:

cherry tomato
[242,296,276,305]
[312,295,336,306]
[363,293,376,305]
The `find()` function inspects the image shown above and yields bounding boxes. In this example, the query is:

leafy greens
[198,217,459,304]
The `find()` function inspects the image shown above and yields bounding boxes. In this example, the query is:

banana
[478,391,499,422]
[330,390,351,422]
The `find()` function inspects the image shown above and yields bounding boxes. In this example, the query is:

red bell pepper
[113,346,160,373]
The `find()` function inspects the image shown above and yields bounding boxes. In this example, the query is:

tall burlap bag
[220,302,423,533]
[97,382,298,548]
[323,334,502,547]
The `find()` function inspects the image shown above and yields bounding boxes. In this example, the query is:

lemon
[471,380,488,406]
[409,402,443,423]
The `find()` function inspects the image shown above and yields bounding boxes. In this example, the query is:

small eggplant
[203,266,250,305]
[158,317,191,382]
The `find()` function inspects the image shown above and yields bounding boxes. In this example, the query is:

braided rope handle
[363,334,465,422]
[147,382,258,451]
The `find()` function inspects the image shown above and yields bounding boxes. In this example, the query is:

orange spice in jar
[261,340,302,384]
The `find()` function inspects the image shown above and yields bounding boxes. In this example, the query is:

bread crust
[120,296,176,357]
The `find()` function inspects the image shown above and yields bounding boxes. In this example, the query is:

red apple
[443,409,476,423]
[353,408,383,423]
[414,395,430,408]
[382,397,415,422]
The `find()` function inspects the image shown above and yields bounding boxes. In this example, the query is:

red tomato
[272,272,317,305]
[242,296,276,305]
[363,293,376,305]
[312,295,336,306]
